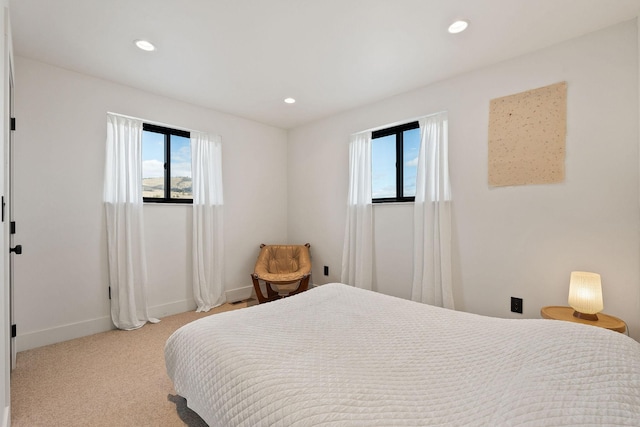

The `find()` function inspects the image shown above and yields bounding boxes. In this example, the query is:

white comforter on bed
[165,283,640,426]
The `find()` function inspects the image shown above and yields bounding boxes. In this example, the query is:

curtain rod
[106,111,203,134]
[352,110,447,135]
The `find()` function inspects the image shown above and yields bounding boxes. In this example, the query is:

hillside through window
[142,123,192,203]
[372,121,420,202]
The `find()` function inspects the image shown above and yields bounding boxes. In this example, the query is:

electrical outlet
[511,297,523,314]
[324,266,329,276]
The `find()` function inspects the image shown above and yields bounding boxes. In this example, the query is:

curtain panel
[191,131,226,312]
[103,113,159,330]
[341,131,373,290]
[411,112,454,309]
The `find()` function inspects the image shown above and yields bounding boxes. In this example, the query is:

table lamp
[568,271,603,321]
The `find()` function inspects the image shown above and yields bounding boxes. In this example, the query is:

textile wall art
[488,82,567,187]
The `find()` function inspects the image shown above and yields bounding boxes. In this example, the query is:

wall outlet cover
[511,297,523,314]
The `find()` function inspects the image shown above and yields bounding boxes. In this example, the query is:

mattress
[165,283,640,426]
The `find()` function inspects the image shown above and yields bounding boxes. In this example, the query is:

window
[142,123,192,203]
[371,121,420,203]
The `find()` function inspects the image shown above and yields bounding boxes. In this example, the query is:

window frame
[142,123,193,204]
[371,120,420,204]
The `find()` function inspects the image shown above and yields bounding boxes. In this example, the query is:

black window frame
[371,120,419,203]
[142,123,193,204]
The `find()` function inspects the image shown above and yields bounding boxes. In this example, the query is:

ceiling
[9,0,640,129]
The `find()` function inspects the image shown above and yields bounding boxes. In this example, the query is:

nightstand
[540,306,626,333]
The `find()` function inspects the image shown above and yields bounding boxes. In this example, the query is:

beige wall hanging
[488,81,567,187]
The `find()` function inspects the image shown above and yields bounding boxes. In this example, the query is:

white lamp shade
[568,271,603,315]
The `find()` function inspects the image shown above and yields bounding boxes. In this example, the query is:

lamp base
[572,310,599,321]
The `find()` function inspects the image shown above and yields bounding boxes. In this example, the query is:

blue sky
[372,128,420,198]
[142,131,192,179]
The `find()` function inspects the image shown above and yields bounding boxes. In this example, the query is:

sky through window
[371,126,420,200]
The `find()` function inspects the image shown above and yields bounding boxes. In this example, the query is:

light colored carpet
[11,301,254,426]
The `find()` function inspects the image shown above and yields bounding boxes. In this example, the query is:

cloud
[172,144,192,164]
[372,184,396,199]
[172,161,192,178]
[405,156,419,167]
[142,159,164,178]
[404,181,416,197]
[142,158,192,179]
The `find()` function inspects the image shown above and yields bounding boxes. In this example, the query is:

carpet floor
[11,301,253,426]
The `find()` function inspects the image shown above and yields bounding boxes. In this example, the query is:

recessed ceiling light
[284,98,296,104]
[134,39,156,52]
[448,20,469,34]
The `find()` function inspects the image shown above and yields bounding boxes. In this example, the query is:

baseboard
[148,299,196,319]
[226,285,253,303]
[16,288,254,352]
[16,300,192,352]
[16,315,114,352]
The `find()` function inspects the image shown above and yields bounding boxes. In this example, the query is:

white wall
[288,21,640,339]
[13,56,288,350]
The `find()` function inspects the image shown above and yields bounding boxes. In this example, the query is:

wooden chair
[251,243,311,303]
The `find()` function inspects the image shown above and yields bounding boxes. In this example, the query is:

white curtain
[191,132,226,312]
[411,112,454,309]
[341,131,373,290]
[103,113,159,330]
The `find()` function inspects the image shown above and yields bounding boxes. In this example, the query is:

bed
[165,283,640,426]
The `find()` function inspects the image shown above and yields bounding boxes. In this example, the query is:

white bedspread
[165,283,640,426]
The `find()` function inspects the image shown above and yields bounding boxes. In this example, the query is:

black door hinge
[10,117,15,131]
[11,324,16,338]
[1,196,4,222]
[10,221,15,234]
[108,286,111,300]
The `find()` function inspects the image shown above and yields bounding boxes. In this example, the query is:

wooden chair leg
[251,275,281,303]
[289,275,310,297]
[300,275,310,292]
[251,274,270,304]
[265,282,279,300]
